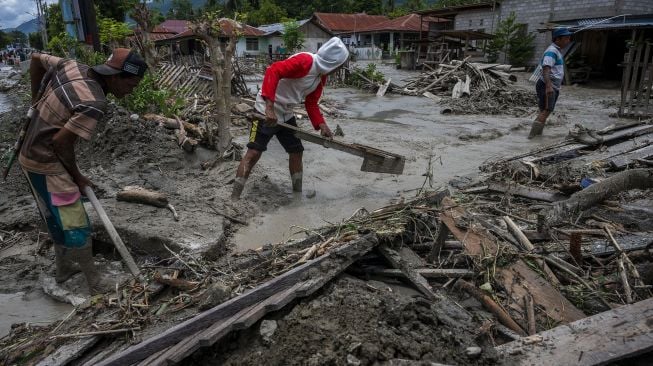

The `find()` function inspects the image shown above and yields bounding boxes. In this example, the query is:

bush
[119,72,184,117]
[47,32,106,66]
[487,12,535,66]
[346,63,386,88]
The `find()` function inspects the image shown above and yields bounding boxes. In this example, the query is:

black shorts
[246,117,304,153]
[536,79,560,112]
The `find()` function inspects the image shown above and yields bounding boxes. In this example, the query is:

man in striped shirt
[19,48,146,294]
[529,28,572,139]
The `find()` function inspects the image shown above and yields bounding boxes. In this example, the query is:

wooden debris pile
[401,59,535,116]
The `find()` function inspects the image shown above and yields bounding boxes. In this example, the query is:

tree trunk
[132,2,159,72]
[548,169,653,223]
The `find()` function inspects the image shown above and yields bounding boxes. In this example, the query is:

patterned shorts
[22,169,91,248]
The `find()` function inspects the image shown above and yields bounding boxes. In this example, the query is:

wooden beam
[478,182,568,202]
[96,234,379,366]
[370,268,474,278]
[609,144,653,168]
[496,297,653,366]
[377,245,440,301]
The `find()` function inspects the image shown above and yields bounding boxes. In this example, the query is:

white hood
[314,37,349,74]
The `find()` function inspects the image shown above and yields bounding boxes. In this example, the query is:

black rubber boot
[70,243,116,295]
[231,177,247,200]
[54,245,81,283]
[528,121,545,139]
[291,172,303,192]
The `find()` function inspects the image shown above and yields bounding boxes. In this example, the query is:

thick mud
[189,276,500,366]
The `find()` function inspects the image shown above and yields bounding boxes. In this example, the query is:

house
[417,0,653,73]
[353,13,440,58]
[257,18,333,55]
[312,12,389,46]
[153,20,268,58]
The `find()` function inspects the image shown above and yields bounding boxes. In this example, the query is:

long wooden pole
[83,186,141,278]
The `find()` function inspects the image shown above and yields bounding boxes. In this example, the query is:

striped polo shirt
[539,43,564,90]
[19,54,107,175]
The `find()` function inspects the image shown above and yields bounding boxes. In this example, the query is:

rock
[198,283,231,310]
[346,354,361,365]
[234,103,253,114]
[130,113,139,121]
[465,346,482,358]
[334,124,345,137]
[305,190,316,199]
[259,319,277,343]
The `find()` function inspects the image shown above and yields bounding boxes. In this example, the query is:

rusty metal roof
[158,19,190,34]
[312,12,389,33]
[356,14,447,33]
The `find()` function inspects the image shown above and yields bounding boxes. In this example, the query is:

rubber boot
[231,177,247,200]
[54,245,81,283]
[528,121,545,139]
[70,243,116,295]
[291,172,302,192]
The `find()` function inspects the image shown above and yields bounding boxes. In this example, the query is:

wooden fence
[619,30,653,117]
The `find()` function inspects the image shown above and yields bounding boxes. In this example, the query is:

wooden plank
[524,124,653,164]
[634,41,651,114]
[95,234,379,366]
[36,337,99,366]
[377,245,440,301]
[376,77,392,96]
[496,297,653,366]
[609,144,653,168]
[371,268,474,278]
[619,31,637,115]
[486,182,568,202]
[627,36,645,114]
[440,198,585,324]
[428,220,450,262]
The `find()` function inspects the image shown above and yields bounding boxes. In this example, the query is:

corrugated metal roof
[257,19,310,35]
[158,19,190,34]
[313,12,389,33]
[356,14,447,33]
[157,21,265,44]
[554,14,653,31]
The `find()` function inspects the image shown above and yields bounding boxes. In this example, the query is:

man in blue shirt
[529,28,573,139]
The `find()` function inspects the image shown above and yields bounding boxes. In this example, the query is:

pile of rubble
[400,59,535,116]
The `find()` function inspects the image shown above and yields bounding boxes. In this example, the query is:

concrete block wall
[621,0,653,13]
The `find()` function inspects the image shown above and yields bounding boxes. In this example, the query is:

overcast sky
[0,0,58,29]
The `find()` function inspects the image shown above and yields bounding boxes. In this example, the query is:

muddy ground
[0,60,634,362]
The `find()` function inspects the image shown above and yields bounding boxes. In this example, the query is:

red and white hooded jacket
[255,37,349,129]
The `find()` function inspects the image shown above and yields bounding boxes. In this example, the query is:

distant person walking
[528,27,573,139]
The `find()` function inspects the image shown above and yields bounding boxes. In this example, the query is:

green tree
[247,0,287,26]
[29,32,44,50]
[486,12,535,66]
[282,19,304,53]
[46,3,64,42]
[98,16,132,48]
[167,0,195,20]
[0,30,11,48]
[95,0,130,22]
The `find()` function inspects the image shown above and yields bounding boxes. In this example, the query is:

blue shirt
[539,43,564,90]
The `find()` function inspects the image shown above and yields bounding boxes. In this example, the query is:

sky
[0,0,58,29]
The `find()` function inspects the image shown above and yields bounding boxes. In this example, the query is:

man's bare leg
[232,148,262,199]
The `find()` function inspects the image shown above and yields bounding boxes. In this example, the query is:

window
[246,38,259,51]
[469,19,472,27]
[480,19,484,26]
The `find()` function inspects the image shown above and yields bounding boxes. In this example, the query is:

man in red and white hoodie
[232,37,349,199]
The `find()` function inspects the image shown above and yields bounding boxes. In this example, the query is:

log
[455,279,527,336]
[524,294,536,336]
[371,268,474,279]
[548,169,653,223]
[143,113,205,140]
[117,186,169,208]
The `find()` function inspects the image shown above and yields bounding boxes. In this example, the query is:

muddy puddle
[0,92,9,113]
[232,63,625,250]
[0,291,73,337]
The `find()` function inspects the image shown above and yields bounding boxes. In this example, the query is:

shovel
[249,113,405,174]
[83,186,142,279]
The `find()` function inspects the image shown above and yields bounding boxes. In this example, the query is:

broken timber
[377,245,440,300]
[464,182,568,202]
[95,233,380,366]
[496,297,653,365]
[439,197,585,324]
